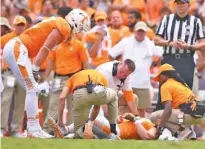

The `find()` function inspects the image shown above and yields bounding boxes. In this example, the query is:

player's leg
[3,39,53,138]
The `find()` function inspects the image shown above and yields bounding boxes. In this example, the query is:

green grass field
[1,138,205,149]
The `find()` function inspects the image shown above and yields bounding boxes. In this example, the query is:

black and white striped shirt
[156,14,205,54]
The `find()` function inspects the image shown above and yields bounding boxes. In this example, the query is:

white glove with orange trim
[37,81,50,96]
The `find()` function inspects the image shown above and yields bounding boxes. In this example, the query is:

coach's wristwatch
[187,44,194,51]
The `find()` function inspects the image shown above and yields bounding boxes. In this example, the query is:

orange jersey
[66,69,108,93]
[19,17,71,58]
[118,119,155,139]
[48,39,88,75]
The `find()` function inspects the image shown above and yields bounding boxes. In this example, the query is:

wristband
[43,45,51,51]
[32,64,40,71]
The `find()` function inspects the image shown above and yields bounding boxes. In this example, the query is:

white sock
[25,92,38,128]
[66,123,74,133]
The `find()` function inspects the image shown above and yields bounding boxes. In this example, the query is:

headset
[112,62,119,76]
[112,62,126,92]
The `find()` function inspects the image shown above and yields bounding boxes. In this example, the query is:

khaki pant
[118,91,139,115]
[73,87,117,138]
[132,88,152,109]
[150,109,205,134]
[43,75,73,132]
[1,70,26,132]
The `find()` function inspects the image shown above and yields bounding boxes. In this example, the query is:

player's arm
[86,33,103,57]
[33,29,62,71]
[44,59,55,81]
[82,61,89,69]
[158,101,172,127]
[58,86,70,126]
[90,105,100,121]
[135,122,157,140]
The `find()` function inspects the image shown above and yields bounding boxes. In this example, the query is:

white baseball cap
[134,21,148,32]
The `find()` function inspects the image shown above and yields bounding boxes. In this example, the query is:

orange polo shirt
[161,78,199,109]
[48,38,88,75]
[118,119,155,139]
[19,17,71,58]
[66,69,108,93]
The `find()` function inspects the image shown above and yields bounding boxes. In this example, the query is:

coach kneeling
[57,69,118,139]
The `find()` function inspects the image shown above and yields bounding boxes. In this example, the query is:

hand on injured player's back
[122,113,140,122]
[117,115,123,124]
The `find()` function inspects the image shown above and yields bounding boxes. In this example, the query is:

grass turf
[1,138,205,149]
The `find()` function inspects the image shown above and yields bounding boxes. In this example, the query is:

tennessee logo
[81,16,88,24]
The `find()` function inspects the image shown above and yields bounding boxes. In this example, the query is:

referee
[154,0,205,109]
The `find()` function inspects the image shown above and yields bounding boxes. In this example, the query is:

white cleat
[27,126,54,139]
[64,133,75,139]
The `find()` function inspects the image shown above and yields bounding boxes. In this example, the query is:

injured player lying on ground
[47,107,203,140]
[47,109,158,140]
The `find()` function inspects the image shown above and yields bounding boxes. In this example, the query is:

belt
[73,84,103,92]
[163,53,193,60]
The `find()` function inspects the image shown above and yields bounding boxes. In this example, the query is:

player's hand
[96,27,106,40]
[38,81,50,96]
[156,126,165,138]
[58,122,65,129]
[122,113,135,121]
[117,115,123,123]
[33,71,41,82]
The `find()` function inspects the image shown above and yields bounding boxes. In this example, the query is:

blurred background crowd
[1,0,205,138]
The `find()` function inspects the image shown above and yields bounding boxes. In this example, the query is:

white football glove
[37,81,50,96]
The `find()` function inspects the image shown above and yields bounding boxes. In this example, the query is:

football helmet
[65,9,90,34]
